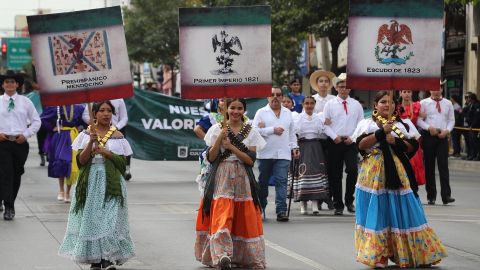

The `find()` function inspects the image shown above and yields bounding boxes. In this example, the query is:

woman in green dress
[59,101,135,270]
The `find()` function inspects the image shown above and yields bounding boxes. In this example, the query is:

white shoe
[312,200,320,215]
[64,194,71,203]
[57,192,64,201]
[300,201,308,215]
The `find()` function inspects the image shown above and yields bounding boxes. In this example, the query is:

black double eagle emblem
[211,30,242,74]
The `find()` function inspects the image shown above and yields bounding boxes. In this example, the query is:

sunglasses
[271,93,282,97]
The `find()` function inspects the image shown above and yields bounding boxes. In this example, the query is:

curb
[448,159,479,172]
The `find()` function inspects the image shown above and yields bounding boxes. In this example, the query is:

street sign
[6,37,32,70]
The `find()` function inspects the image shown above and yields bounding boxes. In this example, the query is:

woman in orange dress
[398,90,426,185]
[195,98,266,270]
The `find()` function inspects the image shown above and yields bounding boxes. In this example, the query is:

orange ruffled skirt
[195,161,266,269]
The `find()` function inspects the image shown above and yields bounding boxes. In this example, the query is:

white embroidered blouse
[351,118,420,152]
[204,123,266,161]
[72,130,133,156]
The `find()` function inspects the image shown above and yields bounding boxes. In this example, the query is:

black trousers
[450,129,463,155]
[467,131,480,158]
[421,133,451,201]
[119,127,131,166]
[36,125,48,155]
[0,141,29,208]
[327,140,358,209]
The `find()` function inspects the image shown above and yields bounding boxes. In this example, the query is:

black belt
[298,138,321,142]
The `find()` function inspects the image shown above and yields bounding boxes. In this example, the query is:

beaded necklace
[63,105,74,122]
[373,111,405,139]
[95,125,117,147]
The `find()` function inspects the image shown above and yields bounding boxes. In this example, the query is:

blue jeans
[258,159,290,214]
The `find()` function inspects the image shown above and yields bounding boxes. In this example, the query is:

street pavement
[1,139,480,270]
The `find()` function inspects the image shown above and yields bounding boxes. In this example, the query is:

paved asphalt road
[1,139,479,270]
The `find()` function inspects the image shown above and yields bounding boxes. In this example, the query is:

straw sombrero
[309,70,335,92]
[332,73,347,87]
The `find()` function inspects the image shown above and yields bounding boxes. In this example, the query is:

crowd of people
[193,69,458,269]
[0,65,476,270]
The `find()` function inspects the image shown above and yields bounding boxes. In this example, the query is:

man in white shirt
[323,74,363,215]
[83,98,133,180]
[253,87,300,222]
[417,86,455,205]
[310,70,336,114]
[0,70,41,220]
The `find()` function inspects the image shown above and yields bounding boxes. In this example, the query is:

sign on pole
[347,0,444,91]
[5,37,32,70]
[179,6,272,99]
[27,7,133,106]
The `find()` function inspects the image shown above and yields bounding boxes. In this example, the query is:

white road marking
[265,239,333,270]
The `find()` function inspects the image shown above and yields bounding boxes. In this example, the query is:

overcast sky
[0,0,117,37]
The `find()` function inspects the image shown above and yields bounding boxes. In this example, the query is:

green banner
[124,88,267,161]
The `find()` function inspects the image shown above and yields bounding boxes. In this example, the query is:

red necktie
[434,98,442,113]
[342,100,348,114]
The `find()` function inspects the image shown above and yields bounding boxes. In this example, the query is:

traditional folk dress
[195,123,267,269]
[289,112,329,202]
[41,105,85,184]
[352,116,447,268]
[398,101,426,185]
[58,127,135,265]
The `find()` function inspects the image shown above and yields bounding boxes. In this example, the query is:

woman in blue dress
[352,91,446,268]
[59,101,135,270]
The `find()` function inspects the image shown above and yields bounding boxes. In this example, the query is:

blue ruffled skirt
[355,152,447,268]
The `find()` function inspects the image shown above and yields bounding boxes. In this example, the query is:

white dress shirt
[313,93,335,113]
[253,105,298,160]
[323,96,364,140]
[0,93,41,138]
[294,112,336,140]
[82,99,129,129]
[417,97,455,132]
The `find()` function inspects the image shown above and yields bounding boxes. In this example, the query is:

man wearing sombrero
[0,70,41,220]
[310,70,336,114]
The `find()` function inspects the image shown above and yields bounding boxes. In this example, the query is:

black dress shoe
[427,199,435,205]
[219,256,232,270]
[3,208,14,220]
[276,212,289,222]
[326,199,334,210]
[101,259,116,270]
[442,197,455,205]
[90,263,101,269]
[334,208,344,215]
[346,204,355,213]
[40,154,46,166]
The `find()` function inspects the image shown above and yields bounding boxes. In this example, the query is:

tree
[275,0,349,75]
[123,0,200,66]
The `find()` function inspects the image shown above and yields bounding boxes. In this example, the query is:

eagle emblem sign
[211,30,243,75]
[375,20,414,65]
